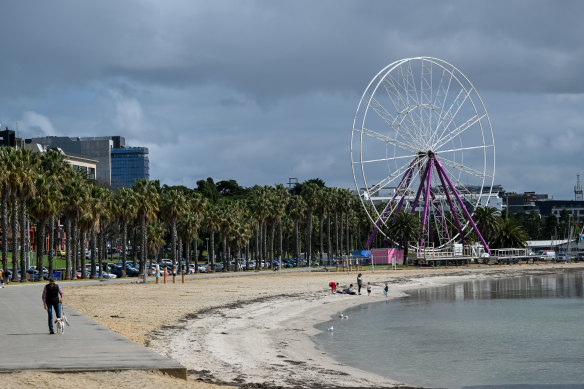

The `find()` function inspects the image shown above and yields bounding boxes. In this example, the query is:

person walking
[367,282,372,296]
[42,277,64,334]
[357,273,363,295]
[383,281,389,303]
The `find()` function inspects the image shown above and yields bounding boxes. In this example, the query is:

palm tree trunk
[255,224,259,269]
[98,228,105,278]
[346,213,350,255]
[327,216,332,263]
[90,231,97,279]
[319,216,324,261]
[81,231,87,279]
[65,218,71,280]
[171,221,177,264]
[270,223,275,269]
[37,219,46,282]
[209,230,215,266]
[334,213,339,258]
[48,216,55,276]
[245,243,250,271]
[11,198,18,281]
[193,237,198,273]
[222,234,227,271]
[1,197,8,281]
[294,219,299,266]
[121,221,127,277]
[278,220,283,262]
[19,203,27,282]
[140,213,147,278]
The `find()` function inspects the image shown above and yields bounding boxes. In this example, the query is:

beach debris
[328,326,334,331]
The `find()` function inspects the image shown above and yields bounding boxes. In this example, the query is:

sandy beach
[5,262,583,388]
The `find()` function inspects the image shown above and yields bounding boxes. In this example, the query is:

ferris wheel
[350,57,495,251]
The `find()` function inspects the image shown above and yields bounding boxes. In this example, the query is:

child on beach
[383,282,389,303]
[329,281,339,294]
[367,282,371,296]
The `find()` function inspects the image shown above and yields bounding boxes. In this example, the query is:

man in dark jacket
[42,277,64,334]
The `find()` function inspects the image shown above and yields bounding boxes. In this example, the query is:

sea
[313,270,584,389]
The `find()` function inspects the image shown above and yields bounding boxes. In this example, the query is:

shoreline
[6,263,583,388]
[146,264,583,388]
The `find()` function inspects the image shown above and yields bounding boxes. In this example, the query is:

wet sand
[5,262,582,388]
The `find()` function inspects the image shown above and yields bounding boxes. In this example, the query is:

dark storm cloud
[2,0,583,101]
[0,0,582,199]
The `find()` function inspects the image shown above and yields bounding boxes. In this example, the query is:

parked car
[208,263,224,272]
[557,253,569,261]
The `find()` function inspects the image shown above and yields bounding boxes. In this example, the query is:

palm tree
[179,192,206,274]
[492,218,528,249]
[472,206,501,247]
[287,195,306,266]
[389,210,420,265]
[0,147,12,277]
[161,189,187,265]
[115,187,138,277]
[132,179,160,279]
[8,149,40,281]
[147,219,166,269]
[39,150,70,275]
[29,176,62,281]
[62,173,90,279]
[271,184,289,264]
[301,182,320,263]
[203,202,221,267]
[217,199,237,271]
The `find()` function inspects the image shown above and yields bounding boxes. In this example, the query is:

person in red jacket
[329,281,339,293]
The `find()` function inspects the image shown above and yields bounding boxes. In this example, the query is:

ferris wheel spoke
[433,114,485,150]
[366,161,415,198]
[369,97,400,128]
[361,128,419,154]
[437,144,492,155]
[438,156,490,180]
[382,75,423,139]
[433,88,471,147]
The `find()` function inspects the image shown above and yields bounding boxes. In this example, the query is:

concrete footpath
[0,282,186,379]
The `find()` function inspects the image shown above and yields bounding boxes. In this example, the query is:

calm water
[313,270,584,388]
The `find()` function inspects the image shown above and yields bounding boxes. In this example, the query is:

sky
[0,0,582,200]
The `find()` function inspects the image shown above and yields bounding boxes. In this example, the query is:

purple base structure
[365,153,491,255]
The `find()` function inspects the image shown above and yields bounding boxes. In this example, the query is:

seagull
[328,326,334,331]
[341,315,349,319]
[338,312,344,318]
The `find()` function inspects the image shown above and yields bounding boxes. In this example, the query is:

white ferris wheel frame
[350,56,496,249]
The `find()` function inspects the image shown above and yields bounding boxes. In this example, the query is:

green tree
[287,195,306,266]
[492,218,528,249]
[389,211,420,265]
[161,189,187,265]
[115,187,138,277]
[472,206,501,247]
[133,179,160,278]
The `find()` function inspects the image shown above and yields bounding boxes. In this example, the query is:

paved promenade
[0,281,186,379]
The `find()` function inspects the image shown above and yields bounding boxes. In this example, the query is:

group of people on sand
[329,273,389,302]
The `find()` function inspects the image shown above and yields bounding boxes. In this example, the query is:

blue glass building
[111,147,149,189]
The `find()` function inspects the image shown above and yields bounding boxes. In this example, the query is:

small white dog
[54,317,65,335]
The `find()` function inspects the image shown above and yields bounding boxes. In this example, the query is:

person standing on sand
[357,273,363,295]
[42,277,64,334]
[367,282,371,296]
[383,282,389,303]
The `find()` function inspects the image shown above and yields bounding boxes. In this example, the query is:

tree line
[0,147,555,282]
